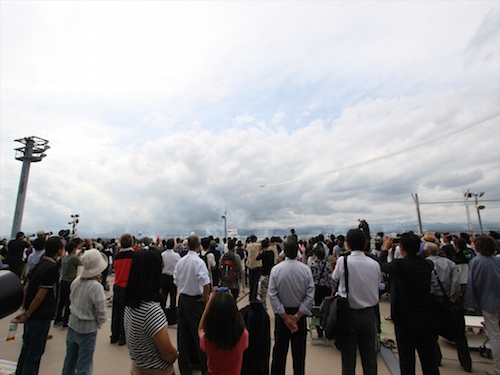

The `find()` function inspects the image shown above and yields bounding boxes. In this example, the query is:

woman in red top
[199,288,249,375]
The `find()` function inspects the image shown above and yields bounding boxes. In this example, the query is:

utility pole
[411,192,423,236]
[464,190,474,236]
[11,136,50,239]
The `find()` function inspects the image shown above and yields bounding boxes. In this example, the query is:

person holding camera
[198,287,249,375]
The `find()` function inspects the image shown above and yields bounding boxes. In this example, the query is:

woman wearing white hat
[61,249,108,375]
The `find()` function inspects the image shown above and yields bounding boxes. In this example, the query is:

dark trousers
[161,274,177,310]
[435,330,471,371]
[177,294,207,375]
[55,280,71,326]
[271,309,307,375]
[15,319,51,375]
[395,323,439,375]
[337,307,377,375]
[249,267,262,301]
[111,285,126,341]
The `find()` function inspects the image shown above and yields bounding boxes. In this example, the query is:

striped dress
[124,300,171,369]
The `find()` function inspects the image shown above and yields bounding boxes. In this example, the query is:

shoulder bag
[320,255,357,339]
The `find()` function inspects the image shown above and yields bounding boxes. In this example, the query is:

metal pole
[411,193,423,235]
[464,190,474,236]
[11,136,49,239]
[474,193,485,234]
[223,210,227,243]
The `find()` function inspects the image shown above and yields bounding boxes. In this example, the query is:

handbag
[320,255,357,339]
[431,268,464,341]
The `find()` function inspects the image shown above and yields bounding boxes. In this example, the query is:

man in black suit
[379,233,439,375]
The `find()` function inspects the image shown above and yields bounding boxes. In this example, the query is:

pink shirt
[200,329,249,375]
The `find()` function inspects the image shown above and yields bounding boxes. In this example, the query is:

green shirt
[61,254,81,283]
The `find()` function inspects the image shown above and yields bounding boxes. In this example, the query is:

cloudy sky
[1,1,499,240]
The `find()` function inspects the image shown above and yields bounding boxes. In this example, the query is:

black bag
[431,268,464,341]
[320,256,357,339]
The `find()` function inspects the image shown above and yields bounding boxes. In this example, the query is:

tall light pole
[11,136,50,239]
[472,191,485,234]
[221,210,227,243]
[464,190,474,236]
[69,214,80,235]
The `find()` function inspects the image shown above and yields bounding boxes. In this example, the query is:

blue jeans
[15,319,51,375]
[61,328,97,375]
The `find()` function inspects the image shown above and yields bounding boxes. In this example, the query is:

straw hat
[80,249,108,279]
[421,232,439,245]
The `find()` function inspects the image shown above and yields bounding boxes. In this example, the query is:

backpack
[221,252,237,283]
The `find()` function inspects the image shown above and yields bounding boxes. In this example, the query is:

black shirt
[25,256,59,321]
[6,239,30,265]
[256,250,275,276]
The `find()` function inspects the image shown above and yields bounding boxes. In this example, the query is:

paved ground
[0,279,495,375]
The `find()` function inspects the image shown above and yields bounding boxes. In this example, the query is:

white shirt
[173,250,210,296]
[161,249,181,276]
[332,251,381,310]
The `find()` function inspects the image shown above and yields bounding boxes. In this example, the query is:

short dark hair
[400,232,420,256]
[66,241,78,254]
[284,236,298,259]
[16,231,24,239]
[166,238,174,249]
[45,237,63,257]
[474,235,498,256]
[261,238,269,248]
[314,245,325,259]
[454,238,467,251]
[32,237,45,251]
[188,234,200,250]
[201,237,210,251]
[124,250,161,308]
[346,229,365,251]
[228,239,235,251]
[120,233,133,248]
[203,292,245,350]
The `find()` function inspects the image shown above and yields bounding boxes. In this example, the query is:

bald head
[188,233,200,251]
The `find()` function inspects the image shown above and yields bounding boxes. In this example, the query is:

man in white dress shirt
[332,228,381,375]
[174,233,211,375]
[161,238,181,324]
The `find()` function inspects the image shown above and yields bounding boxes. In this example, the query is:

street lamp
[472,192,485,234]
[11,136,50,239]
[221,210,227,243]
[68,214,80,234]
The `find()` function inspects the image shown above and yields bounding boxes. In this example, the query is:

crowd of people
[1,224,500,375]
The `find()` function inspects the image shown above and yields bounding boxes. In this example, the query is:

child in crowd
[61,249,108,375]
[198,288,249,375]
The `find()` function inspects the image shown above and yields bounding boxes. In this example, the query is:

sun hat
[421,232,439,244]
[80,249,108,279]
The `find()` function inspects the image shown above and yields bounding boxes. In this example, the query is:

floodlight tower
[11,136,50,239]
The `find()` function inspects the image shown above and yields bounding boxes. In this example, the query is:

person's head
[45,237,64,258]
[188,233,200,251]
[453,238,467,252]
[120,233,133,248]
[32,237,45,251]
[203,291,245,350]
[201,237,210,251]
[80,249,108,279]
[474,235,498,256]
[283,236,298,259]
[346,229,365,251]
[400,232,420,256]
[337,235,345,247]
[124,250,162,308]
[424,242,439,256]
[209,240,217,253]
[261,238,269,248]
[228,239,235,251]
[249,234,257,243]
[66,241,78,254]
[313,245,325,260]
[15,231,24,240]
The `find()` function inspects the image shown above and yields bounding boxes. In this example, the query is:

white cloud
[1,2,499,238]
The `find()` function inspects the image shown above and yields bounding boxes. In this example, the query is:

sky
[1,1,499,240]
